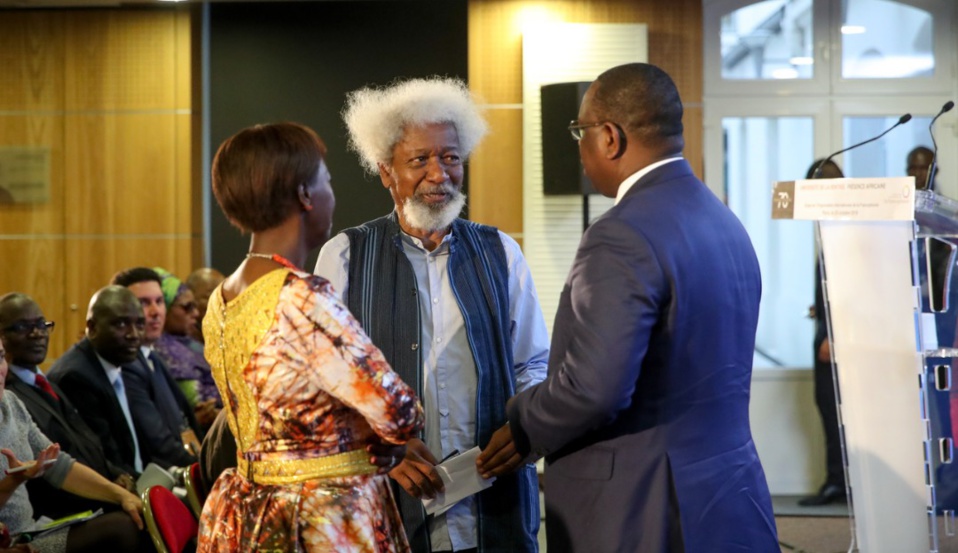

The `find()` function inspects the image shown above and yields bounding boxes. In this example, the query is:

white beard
[401,187,466,232]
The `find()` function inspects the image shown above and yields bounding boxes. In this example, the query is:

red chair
[183,462,205,519]
[142,485,198,553]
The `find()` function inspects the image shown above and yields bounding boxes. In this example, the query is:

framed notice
[0,147,51,204]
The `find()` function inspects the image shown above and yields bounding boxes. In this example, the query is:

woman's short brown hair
[211,122,327,233]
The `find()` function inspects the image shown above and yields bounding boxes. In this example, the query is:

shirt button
[440,383,446,390]
[433,298,439,304]
[411,343,418,350]
[435,337,441,343]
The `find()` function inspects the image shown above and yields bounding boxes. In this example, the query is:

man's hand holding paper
[422,447,496,516]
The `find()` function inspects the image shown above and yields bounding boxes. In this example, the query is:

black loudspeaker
[541,81,595,195]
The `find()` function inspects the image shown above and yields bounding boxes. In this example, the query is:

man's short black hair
[110,267,162,288]
[592,63,684,155]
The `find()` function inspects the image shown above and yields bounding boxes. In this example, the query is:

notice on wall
[0,147,51,204]
[772,177,916,221]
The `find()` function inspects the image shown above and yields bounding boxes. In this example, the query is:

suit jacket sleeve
[507,215,665,457]
[123,362,197,467]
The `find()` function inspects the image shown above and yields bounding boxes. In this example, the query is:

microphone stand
[813,113,913,179]
[924,101,955,191]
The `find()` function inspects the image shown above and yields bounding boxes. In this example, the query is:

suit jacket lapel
[7,376,63,424]
[77,339,136,453]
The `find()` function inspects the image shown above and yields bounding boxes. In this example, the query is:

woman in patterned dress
[197,122,424,553]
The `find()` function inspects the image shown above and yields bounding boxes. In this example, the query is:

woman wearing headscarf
[152,268,220,430]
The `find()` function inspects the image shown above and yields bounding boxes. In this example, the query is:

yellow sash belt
[238,448,377,485]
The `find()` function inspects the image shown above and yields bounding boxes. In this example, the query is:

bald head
[186,268,224,296]
[185,267,225,343]
[86,286,144,366]
[0,292,36,327]
[0,293,49,367]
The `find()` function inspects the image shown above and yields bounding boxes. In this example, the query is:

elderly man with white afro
[343,77,489,175]
[315,74,550,553]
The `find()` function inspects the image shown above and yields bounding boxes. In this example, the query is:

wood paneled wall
[0,7,199,364]
[467,0,704,239]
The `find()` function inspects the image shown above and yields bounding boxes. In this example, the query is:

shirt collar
[400,227,455,254]
[9,364,40,387]
[614,157,684,205]
[95,353,123,386]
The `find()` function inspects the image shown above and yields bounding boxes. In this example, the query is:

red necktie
[35,373,60,402]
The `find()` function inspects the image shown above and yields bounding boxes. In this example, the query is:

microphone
[924,100,955,191]
[813,113,912,178]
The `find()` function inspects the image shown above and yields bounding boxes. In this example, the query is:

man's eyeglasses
[568,120,605,141]
[3,320,55,335]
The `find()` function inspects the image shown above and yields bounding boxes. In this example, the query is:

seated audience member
[0,294,136,519]
[110,267,201,468]
[184,268,224,344]
[47,287,147,477]
[152,268,220,430]
[0,344,146,553]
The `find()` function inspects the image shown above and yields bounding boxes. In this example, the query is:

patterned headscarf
[153,267,189,308]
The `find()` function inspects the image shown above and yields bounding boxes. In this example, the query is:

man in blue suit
[480,63,778,552]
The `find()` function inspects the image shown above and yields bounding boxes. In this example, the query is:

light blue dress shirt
[95,354,144,473]
[316,227,549,551]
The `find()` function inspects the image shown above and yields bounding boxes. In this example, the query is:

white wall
[750,368,826,494]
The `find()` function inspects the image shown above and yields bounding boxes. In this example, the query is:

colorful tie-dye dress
[198,268,424,552]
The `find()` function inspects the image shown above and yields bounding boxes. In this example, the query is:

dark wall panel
[209,0,468,272]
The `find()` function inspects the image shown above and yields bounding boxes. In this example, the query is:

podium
[774,178,958,552]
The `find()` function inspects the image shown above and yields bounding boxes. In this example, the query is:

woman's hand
[366,443,406,475]
[1,444,59,481]
[118,489,144,530]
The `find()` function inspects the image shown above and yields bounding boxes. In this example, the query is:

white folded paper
[422,446,495,516]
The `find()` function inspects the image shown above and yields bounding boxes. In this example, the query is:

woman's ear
[298,184,313,212]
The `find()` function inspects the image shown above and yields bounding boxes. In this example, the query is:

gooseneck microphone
[813,113,913,178]
[924,100,955,191]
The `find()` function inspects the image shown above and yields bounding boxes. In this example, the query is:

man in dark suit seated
[0,293,137,518]
[48,286,147,478]
[111,267,201,470]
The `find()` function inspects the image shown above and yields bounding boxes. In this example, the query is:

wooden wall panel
[64,114,179,234]
[175,113,194,235]
[469,108,523,235]
[0,7,198,363]
[0,12,64,111]
[467,0,704,232]
[62,237,194,348]
[0,115,65,235]
[63,10,179,111]
[0,239,67,368]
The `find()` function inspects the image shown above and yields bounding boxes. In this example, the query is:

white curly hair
[343,77,489,175]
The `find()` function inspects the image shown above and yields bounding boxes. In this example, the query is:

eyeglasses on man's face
[3,319,55,335]
[568,120,606,141]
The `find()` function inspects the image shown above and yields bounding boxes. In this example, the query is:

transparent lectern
[774,178,958,552]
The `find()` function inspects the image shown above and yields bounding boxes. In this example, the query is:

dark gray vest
[343,213,539,552]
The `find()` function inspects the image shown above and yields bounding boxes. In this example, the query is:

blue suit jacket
[508,160,778,552]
